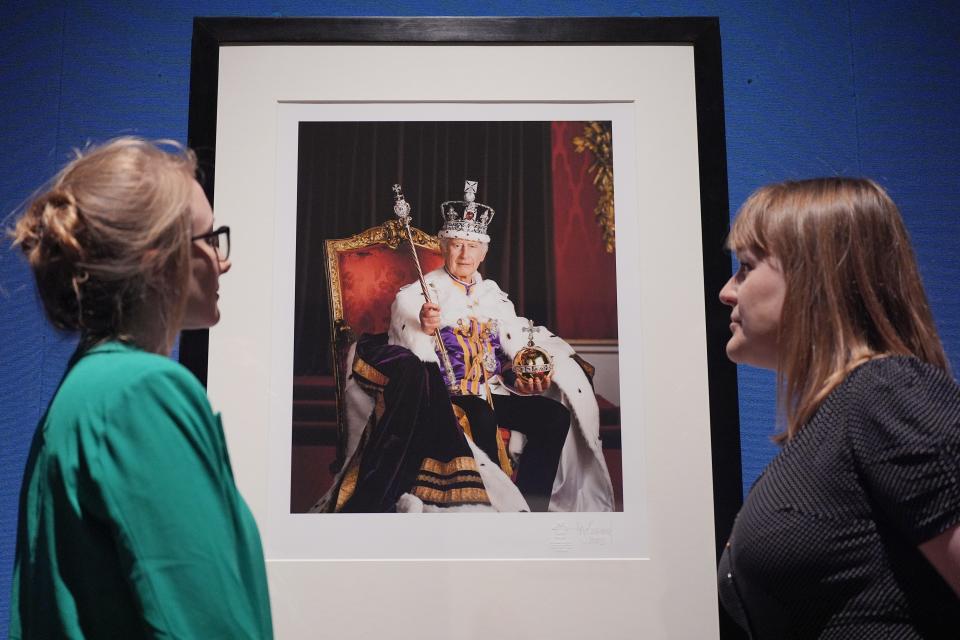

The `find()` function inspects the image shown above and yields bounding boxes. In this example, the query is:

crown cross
[522,319,541,347]
[464,180,478,202]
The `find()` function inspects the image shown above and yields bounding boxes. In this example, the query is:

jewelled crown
[439,180,496,243]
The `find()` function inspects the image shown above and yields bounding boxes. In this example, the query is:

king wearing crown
[383,181,614,512]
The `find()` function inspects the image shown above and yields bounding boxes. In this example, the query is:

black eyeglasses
[191,225,230,261]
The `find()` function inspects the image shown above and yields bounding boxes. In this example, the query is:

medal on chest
[455,318,500,373]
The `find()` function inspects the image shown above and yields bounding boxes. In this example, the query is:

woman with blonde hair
[9,138,272,638]
[718,178,960,638]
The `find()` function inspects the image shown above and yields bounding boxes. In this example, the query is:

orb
[512,345,554,385]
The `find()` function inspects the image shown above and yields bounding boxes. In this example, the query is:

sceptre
[392,184,459,393]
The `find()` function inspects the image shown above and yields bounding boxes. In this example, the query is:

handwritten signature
[550,521,613,552]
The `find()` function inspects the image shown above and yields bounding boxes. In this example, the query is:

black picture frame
[183,17,742,638]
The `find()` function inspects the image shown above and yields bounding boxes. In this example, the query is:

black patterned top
[719,357,960,639]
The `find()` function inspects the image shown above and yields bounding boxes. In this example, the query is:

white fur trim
[395,493,425,513]
[466,435,529,512]
[389,283,441,363]
[508,430,527,464]
[438,229,491,243]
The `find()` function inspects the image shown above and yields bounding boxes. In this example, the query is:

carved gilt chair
[324,218,444,472]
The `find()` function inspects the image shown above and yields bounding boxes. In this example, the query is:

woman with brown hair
[9,138,272,638]
[718,178,960,638]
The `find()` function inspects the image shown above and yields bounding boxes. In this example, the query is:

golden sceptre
[392,184,459,393]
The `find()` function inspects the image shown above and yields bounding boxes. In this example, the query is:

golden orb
[512,345,554,385]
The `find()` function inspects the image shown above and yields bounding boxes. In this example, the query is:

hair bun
[15,188,86,265]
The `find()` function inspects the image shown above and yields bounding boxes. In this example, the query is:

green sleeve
[81,364,272,639]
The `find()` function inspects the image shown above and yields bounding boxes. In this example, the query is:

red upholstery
[338,245,444,336]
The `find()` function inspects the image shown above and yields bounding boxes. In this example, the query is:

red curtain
[550,122,619,340]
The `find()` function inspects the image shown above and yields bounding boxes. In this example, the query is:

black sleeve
[847,358,960,545]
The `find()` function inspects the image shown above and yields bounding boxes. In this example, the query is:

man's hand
[515,373,552,395]
[419,302,441,335]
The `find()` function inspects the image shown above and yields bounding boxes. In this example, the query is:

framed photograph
[184,17,740,639]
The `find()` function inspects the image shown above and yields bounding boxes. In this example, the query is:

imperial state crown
[439,180,496,243]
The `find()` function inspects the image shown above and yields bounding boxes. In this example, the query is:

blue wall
[2,2,958,634]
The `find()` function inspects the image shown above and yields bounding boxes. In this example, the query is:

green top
[10,342,272,639]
